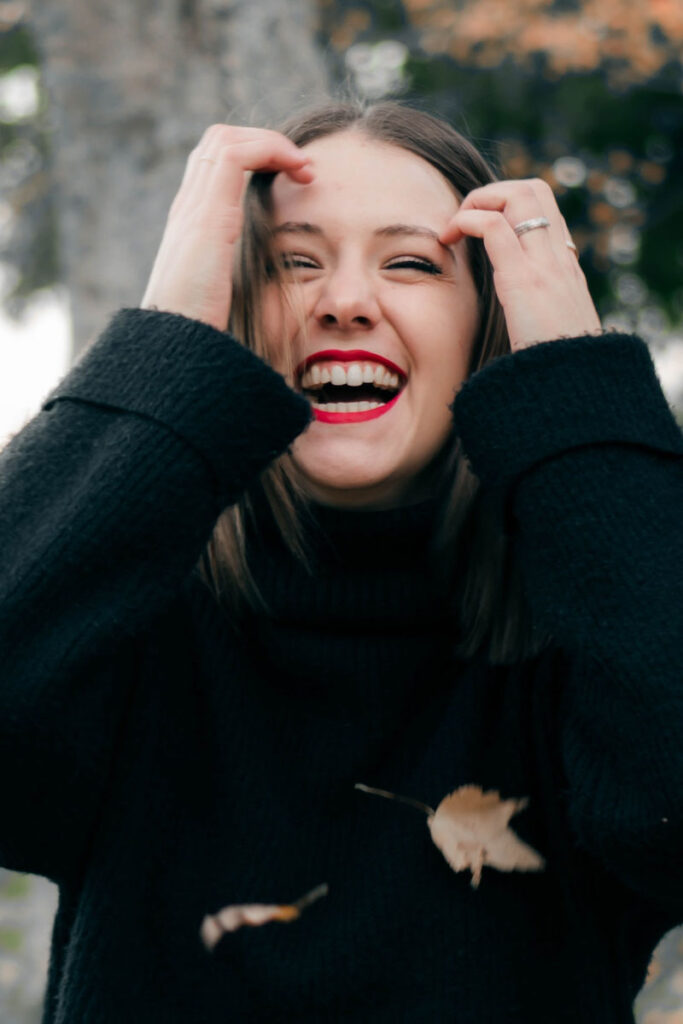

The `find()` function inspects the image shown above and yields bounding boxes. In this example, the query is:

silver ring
[565,239,578,253]
[513,217,551,237]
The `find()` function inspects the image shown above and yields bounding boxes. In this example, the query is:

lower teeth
[312,400,384,413]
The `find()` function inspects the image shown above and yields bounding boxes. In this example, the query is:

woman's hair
[198,98,550,664]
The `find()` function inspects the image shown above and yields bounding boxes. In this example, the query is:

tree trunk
[2,6,328,1019]
[27,0,330,359]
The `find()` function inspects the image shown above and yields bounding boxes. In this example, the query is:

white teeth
[302,360,404,392]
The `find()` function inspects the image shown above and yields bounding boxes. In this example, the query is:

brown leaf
[427,785,545,889]
[355,782,545,889]
[199,883,328,951]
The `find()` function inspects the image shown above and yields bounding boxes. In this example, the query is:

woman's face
[263,131,480,509]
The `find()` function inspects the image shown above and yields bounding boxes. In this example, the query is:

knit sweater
[1,307,683,1023]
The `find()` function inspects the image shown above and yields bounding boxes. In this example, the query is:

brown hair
[198,98,550,664]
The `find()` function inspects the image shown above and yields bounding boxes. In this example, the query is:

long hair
[198,99,550,664]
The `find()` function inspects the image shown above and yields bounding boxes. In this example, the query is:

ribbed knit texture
[1,312,682,1023]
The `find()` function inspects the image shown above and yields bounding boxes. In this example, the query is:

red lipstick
[312,391,402,424]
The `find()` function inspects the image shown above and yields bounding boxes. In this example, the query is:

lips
[295,348,408,425]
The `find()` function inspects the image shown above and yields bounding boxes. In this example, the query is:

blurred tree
[0,6,57,316]
[23,0,330,356]
[0,4,330,1020]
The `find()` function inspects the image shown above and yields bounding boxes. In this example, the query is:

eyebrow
[272,221,456,260]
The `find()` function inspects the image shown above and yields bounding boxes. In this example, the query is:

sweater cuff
[451,332,683,488]
[42,307,313,501]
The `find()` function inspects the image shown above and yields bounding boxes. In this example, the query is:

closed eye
[275,254,443,274]
[387,258,442,275]
[279,254,319,270]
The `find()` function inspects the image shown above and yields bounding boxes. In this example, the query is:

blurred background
[0,0,682,1020]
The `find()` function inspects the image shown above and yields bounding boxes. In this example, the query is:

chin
[291,436,455,509]
[292,461,428,510]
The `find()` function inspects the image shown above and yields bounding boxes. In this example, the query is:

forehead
[270,131,460,230]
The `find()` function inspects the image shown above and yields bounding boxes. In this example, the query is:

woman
[1,100,682,1023]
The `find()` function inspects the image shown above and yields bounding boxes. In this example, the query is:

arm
[0,307,311,884]
[0,123,314,884]
[452,329,683,911]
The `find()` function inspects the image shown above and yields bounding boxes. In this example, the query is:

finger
[451,209,524,271]
[169,127,228,218]
[220,137,312,175]
[458,180,554,258]
[173,126,313,218]
[519,179,577,262]
[200,125,312,173]
[191,141,311,241]
[462,179,578,264]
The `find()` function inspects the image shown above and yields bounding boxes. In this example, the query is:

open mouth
[296,350,407,423]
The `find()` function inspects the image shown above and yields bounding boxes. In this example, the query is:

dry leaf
[355,782,544,889]
[427,785,545,888]
[200,882,328,951]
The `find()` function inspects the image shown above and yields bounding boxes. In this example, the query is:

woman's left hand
[439,178,601,353]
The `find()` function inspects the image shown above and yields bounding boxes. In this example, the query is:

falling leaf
[355,782,544,889]
[200,882,328,951]
[427,785,545,888]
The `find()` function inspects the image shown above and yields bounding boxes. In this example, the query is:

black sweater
[1,308,683,1023]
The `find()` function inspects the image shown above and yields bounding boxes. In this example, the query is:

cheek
[414,301,479,390]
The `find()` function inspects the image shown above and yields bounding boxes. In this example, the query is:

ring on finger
[198,157,217,165]
[565,239,578,254]
[513,217,551,237]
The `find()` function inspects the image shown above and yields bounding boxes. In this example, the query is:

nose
[312,263,381,332]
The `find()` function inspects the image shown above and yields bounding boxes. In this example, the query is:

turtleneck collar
[242,487,457,721]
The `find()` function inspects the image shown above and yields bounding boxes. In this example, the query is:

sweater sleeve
[0,307,312,883]
[451,331,683,912]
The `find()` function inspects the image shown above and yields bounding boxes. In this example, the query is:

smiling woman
[213,104,525,659]
[2,99,683,1024]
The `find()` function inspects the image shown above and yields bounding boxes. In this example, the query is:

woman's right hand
[141,125,314,332]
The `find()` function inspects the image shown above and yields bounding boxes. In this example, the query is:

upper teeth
[301,362,401,390]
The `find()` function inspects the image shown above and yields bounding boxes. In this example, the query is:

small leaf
[355,781,544,889]
[427,785,545,888]
[199,883,328,951]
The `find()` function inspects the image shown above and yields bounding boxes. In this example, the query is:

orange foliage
[330,7,371,50]
[651,0,683,38]
[639,161,667,185]
[587,170,608,193]
[589,201,619,225]
[609,150,634,173]
[402,0,683,82]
